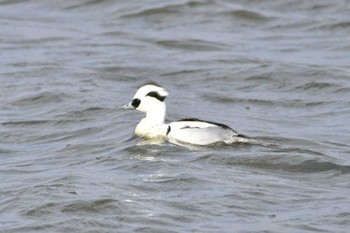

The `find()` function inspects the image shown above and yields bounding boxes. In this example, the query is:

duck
[121,84,248,146]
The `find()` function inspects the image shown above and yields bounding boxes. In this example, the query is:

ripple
[0,0,26,6]
[8,36,68,46]
[7,92,67,107]
[157,39,227,51]
[203,94,275,105]
[217,154,350,174]
[35,127,101,144]
[311,21,350,32]
[293,81,344,92]
[225,9,272,21]
[2,120,51,126]
[57,107,109,119]
[63,0,106,10]
[119,0,207,18]
[1,1,350,233]
[61,199,120,213]
[121,5,178,18]
[202,93,333,108]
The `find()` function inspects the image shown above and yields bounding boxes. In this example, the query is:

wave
[222,9,272,22]
[241,157,350,174]
[203,150,350,174]
[157,39,227,52]
[7,92,67,107]
[188,135,350,174]
[310,21,350,32]
[292,81,345,92]
[118,0,209,18]
[202,93,335,108]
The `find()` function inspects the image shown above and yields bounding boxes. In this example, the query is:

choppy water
[1,0,350,232]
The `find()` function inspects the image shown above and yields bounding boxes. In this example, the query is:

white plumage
[122,84,247,146]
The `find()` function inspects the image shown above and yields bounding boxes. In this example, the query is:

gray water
[1,0,350,232]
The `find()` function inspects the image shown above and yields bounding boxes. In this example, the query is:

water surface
[1,0,350,232]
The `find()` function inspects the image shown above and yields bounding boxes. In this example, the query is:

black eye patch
[146,91,166,101]
[131,98,141,108]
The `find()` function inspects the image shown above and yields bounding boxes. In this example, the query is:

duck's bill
[120,102,135,110]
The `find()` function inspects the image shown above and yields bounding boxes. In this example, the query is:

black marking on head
[166,125,171,135]
[178,118,232,130]
[131,98,141,108]
[146,91,166,101]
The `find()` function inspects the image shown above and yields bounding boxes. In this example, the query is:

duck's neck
[144,104,166,125]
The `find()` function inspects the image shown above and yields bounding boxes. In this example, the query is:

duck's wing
[167,119,241,145]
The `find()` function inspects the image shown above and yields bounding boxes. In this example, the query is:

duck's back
[166,118,242,145]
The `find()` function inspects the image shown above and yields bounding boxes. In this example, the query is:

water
[1,0,350,232]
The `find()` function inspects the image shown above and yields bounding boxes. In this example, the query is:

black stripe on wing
[177,118,232,130]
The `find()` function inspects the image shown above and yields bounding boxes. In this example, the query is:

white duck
[122,84,247,146]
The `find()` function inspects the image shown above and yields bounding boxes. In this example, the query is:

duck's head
[122,84,169,113]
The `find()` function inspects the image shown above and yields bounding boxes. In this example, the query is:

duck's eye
[131,98,141,108]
